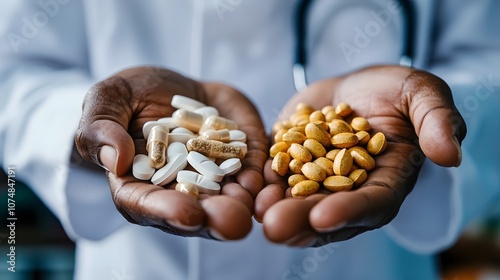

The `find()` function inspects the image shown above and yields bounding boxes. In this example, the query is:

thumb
[75,77,136,176]
[406,71,466,167]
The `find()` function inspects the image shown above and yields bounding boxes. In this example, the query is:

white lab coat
[1,0,499,279]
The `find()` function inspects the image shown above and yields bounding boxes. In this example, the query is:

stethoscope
[293,0,415,91]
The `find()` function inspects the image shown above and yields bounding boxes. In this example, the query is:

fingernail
[314,221,347,233]
[99,145,117,173]
[169,220,201,232]
[452,136,462,167]
[209,229,228,241]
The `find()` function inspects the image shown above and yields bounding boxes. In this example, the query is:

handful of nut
[270,102,387,198]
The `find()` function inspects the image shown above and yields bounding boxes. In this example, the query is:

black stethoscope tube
[293,0,415,91]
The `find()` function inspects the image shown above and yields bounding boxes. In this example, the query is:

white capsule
[151,154,188,186]
[219,158,242,176]
[172,109,205,132]
[142,119,176,139]
[169,127,197,144]
[199,115,238,132]
[194,106,219,118]
[132,154,155,180]
[167,142,188,161]
[171,95,206,111]
[176,170,220,195]
[187,151,225,182]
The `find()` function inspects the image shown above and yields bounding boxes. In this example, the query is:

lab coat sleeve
[0,1,125,241]
[385,0,500,254]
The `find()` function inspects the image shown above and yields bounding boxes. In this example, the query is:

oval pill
[194,106,219,118]
[288,143,312,163]
[151,154,188,186]
[132,154,155,180]
[187,151,225,182]
[272,152,291,176]
[367,132,387,155]
[171,95,206,111]
[301,162,326,182]
[291,180,320,198]
[219,158,242,176]
[167,142,188,161]
[323,175,354,192]
[176,170,221,195]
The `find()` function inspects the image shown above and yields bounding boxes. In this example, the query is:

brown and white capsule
[147,125,169,169]
[187,139,245,160]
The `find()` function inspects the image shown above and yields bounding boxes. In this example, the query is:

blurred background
[0,168,499,280]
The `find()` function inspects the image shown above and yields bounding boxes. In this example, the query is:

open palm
[75,67,267,240]
[256,65,466,246]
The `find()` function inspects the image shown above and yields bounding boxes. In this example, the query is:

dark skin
[75,65,466,245]
[256,65,466,246]
[75,67,268,240]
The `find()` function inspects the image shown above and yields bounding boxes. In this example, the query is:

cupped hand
[75,66,267,240]
[255,65,466,246]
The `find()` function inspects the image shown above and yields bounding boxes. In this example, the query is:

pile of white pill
[132,95,247,198]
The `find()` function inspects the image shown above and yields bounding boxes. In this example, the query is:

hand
[255,65,466,246]
[75,66,267,240]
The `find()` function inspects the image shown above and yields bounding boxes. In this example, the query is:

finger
[404,71,467,167]
[203,83,268,198]
[254,183,285,222]
[109,173,206,233]
[201,195,253,240]
[262,198,316,244]
[75,77,135,176]
[221,182,254,213]
[309,143,415,233]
